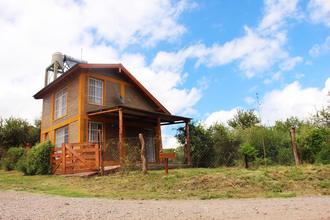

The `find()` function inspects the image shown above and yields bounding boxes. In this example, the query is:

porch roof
[87,105,191,125]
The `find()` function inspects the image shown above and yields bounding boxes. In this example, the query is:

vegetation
[0,117,40,158]
[17,141,54,175]
[0,165,328,199]
[1,147,25,171]
[176,107,330,168]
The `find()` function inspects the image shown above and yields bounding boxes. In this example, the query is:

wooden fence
[51,143,101,174]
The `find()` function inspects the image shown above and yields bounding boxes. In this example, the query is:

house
[33,53,191,169]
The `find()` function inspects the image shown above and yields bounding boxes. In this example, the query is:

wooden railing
[51,143,101,174]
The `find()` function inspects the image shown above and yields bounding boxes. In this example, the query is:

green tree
[0,117,30,148]
[228,109,260,129]
[238,143,257,168]
[176,122,215,167]
[210,124,239,166]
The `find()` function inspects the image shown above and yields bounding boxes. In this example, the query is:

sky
[0,0,329,147]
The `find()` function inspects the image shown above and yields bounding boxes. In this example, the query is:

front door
[144,129,155,162]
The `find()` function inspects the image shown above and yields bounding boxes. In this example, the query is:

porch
[87,105,192,167]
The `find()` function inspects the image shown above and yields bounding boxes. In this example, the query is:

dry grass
[0,165,329,199]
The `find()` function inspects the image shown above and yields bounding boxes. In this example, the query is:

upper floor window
[54,88,67,119]
[88,78,103,105]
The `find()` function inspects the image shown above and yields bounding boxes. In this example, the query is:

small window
[88,121,103,142]
[88,78,103,105]
[55,126,68,147]
[54,88,67,119]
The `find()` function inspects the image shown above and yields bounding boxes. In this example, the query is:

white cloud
[162,134,180,149]
[151,0,300,78]
[260,78,330,125]
[308,0,330,27]
[0,0,198,122]
[245,97,256,105]
[204,108,239,127]
[205,78,330,127]
[309,36,330,56]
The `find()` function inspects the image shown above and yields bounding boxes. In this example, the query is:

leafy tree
[176,122,215,167]
[210,124,239,166]
[312,105,330,128]
[0,117,30,148]
[0,117,40,149]
[238,143,257,168]
[228,109,260,129]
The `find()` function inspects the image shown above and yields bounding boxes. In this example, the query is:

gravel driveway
[0,191,329,220]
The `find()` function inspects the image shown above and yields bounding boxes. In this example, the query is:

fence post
[290,127,301,165]
[62,144,66,174]
[139,133,147,174]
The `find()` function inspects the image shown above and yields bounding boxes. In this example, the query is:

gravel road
[0,191,329,220]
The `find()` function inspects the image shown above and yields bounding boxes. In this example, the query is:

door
[144,129,155,162]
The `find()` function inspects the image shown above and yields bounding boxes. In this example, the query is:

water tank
[51,52,64,69]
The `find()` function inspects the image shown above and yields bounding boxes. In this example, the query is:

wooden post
[62,143,66,174]
[118,108,124,164]
[155,117,163,163]
[290,127,301,165]
[164,158,169,175]
[97,130,104,175]
[185,121,192,166]
[139,133,147,174]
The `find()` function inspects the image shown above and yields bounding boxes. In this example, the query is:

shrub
[238,143,257,168]
[315,142,330,164]
[18,141,54,175]
[1,147,25,171]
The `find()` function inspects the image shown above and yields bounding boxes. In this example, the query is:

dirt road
[0,191,329,220]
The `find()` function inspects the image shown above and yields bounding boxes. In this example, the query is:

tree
[228,109,260,129]
[176,122,215,167]
[210,124,239,166]
[0,117,40,149]
[312,106,330,128]
[238,143,257,168]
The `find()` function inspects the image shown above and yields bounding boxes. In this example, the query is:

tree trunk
[244,154,249,169]
[139,133,147,174]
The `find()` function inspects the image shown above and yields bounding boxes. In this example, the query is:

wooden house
[33,53,191,171]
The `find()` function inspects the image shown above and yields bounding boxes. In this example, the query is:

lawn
[0,165,329,200]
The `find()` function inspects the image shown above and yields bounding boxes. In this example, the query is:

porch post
[118,108,125,164]
[156,117,163,163]
[185,120,192,166]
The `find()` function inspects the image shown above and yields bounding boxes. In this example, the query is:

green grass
[0,165,329,200]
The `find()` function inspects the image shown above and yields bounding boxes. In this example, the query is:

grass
[0,165,329,200]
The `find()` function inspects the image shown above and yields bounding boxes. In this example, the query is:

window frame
[88,77,104,105]
[54,88,68,120]
[55,125,69,147]
[88,121,104,143]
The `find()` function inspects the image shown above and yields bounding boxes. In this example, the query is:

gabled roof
[33,63,171,115]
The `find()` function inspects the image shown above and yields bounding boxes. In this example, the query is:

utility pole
[256,93,267,167]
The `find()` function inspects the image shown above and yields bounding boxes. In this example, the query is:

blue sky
[0,0,329,147]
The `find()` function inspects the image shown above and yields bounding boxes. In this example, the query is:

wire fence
[101,136,186,167]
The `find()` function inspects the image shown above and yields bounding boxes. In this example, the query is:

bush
[315,142,330,164]
[238,143,257,168]
[1,147,25,171]
[18,141,54,175]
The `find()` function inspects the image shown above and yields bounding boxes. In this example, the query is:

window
[88,121,103,142]
[54,88,67,119]
[55,126,68,147]
[88,78,103,105]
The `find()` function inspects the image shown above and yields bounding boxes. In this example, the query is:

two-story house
[33,53,191,167]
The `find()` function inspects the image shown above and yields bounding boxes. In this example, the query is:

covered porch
[87,105,192,167]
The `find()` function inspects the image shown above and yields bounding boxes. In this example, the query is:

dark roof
[88,105,191,124]
[33,63,170,114]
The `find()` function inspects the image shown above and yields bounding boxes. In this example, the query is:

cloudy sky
[0,0,329,146]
